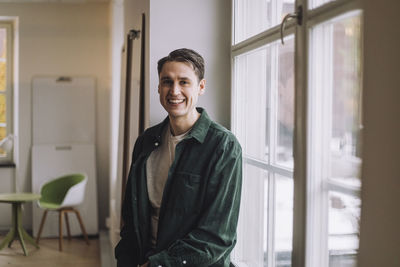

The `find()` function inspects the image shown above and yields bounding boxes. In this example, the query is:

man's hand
[140,262,149,267]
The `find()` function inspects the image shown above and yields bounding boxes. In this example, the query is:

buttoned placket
[131,136,162,264]
[156,137,190,230]
[151,138,193,267]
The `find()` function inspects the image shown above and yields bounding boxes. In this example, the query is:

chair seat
[38,201,61,210]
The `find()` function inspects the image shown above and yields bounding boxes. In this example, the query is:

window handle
[280,5,303,45]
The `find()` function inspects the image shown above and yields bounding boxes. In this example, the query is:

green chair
[35,173,90,251]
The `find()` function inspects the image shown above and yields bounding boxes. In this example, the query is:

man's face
[158,61,205,121]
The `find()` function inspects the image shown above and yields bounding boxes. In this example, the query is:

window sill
[0,162,16,168]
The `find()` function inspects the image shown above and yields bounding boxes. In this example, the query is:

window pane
[0,126,6,155]
[309,11,362,267]
[330,15,362,182]
[310,0,341,10]
[0,93,6,124]
[276,37,294,169]
[0,62,5,92]
[235,47,270,162]
[234,0,295,44]
[0,28,6,59]
[275,174,293,267]
[233,164,268,267]
[328,191,360,267]
[233,39,295,267]
[0,28,6,92]
[0,24,12,161]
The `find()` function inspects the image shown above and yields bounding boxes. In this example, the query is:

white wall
[358,0,400,266]
[0,3,110,229]
[0,168,14,228]
[109,0,125,245]
[149,0,232,128]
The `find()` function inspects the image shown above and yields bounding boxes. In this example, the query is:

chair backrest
[40,173,87,208]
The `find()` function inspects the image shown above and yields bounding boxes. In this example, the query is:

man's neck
[169,110,200,136]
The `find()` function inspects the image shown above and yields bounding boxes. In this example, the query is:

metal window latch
[280,5,303,45]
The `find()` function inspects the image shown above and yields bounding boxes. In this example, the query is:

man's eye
[180,81,189,85]
[162,80,173,86]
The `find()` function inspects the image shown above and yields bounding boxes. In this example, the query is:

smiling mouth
[168,99,185,104]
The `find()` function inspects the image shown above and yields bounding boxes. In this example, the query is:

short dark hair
[157,48,205,82]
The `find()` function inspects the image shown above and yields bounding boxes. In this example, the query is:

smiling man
[115,48,242,267]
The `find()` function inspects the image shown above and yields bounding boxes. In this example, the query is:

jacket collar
[147,107,211,144]
[187,107,211,144]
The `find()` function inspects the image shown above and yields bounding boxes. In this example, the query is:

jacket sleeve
[115,136,144,267]
[148,139,243,267]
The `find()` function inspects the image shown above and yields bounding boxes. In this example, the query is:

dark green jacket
[115,108,242,267]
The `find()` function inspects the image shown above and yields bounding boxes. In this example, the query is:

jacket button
[155,142,159,146]
[182,260,187,264]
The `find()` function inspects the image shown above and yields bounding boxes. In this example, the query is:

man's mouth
[168,99,185,104]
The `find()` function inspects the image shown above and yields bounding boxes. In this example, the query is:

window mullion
[244,156,293,178]
[327,180,361,198]
[321,21,332,266]
[269,44,278,166]
[232,26,295,57]
[291,0,308,266]
[267,173,277,267]
[306,21,331,267]
[267,42,278,267]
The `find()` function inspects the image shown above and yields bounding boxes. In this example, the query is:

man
[115,48,242,267]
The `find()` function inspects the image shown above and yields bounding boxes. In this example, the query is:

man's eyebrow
[160,76,191,81]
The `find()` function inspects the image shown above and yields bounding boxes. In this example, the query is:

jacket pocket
[169,172,203,214]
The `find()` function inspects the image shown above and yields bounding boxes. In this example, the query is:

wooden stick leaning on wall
[120,14,145,228]
[139,14,146,135]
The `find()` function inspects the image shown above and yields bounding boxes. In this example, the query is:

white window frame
[231,1,363,267]
[0,21,14,164]
[231,15,296,267]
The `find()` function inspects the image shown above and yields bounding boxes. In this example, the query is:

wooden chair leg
[8,238,14,248]
[74,209,89,245]
[58,210,63,251]
[65,212,71,241]
[36,210,48,244]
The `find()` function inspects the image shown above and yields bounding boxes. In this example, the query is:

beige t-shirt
[146,123,189,247]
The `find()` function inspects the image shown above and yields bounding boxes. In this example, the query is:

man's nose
[170,82,180,95]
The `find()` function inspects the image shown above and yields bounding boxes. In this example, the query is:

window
[308,12,362,267]
[231,1,362,267]
[0,22,14,162]
[232,37,295,267]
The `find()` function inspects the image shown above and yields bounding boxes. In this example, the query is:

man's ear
[199,79,206,95]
